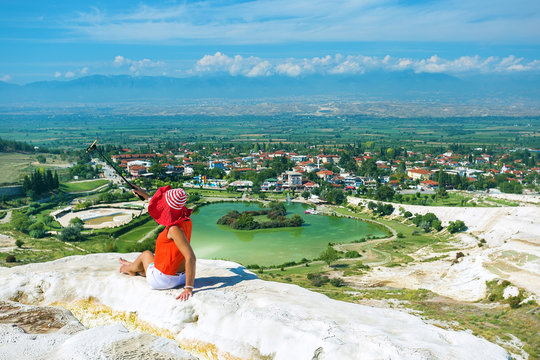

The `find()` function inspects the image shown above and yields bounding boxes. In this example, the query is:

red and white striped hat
[148,186,192,226]
[164,188,187,210]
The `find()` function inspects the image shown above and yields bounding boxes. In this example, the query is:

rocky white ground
[347,196,540,301]
[0,300,196,360]
[0,254,510,360]
[0,234,15,253]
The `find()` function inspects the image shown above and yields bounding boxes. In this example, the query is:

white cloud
[64,71,75,78]
[112,55,165,74]
[1,75,11,82]
[81,67,89,75]
[113,55,126,66]
[276,63,302,77]
[54,71,62,78]
[190,52,540,77]
[68,0,540,44]
[246,60,272,77]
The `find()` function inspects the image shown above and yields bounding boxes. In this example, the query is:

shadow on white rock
[0,253,511,360]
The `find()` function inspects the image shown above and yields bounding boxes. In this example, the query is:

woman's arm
[168,225,196,301]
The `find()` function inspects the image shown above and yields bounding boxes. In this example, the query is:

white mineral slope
[0,254,509,360]
[0,300,197,360]
[347,197,540,300]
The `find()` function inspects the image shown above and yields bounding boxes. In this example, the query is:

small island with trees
[217,202,304,230]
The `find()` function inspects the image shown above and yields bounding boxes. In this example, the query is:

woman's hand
[131,185,150,200]
[176,288,193,301]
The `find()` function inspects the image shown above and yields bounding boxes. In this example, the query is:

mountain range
[0,72,539,105]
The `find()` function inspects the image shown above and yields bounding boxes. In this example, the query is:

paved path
[0,203,30,225]
[137,225,162,243]
[0,210,12,224]
[66,183,109,195]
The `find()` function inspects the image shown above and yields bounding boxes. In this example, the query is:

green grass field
[0,152,74,186]
[115,220,160,252]
[2,115,538,149]
[60,179,109,192]
[0,153,35,185]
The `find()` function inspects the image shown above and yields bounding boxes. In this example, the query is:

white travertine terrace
[347,197,540,301]
[0,254,509,360]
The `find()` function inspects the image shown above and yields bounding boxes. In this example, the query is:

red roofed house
[129,165,147,177]
[407,168,433,180]
[420,180,439,189]
[316,170,333,182]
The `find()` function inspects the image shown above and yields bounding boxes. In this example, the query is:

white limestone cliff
[0,253,510,360]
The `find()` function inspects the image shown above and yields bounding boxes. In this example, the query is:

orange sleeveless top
[153,219,192,275]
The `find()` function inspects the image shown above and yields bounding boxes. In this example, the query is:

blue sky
[1,0,539,83]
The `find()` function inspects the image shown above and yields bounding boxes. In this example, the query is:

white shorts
[146,263,186,290]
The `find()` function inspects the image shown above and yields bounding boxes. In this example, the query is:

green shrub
[448,220,467,234]
[69,217,85,226]
[330,278,345,287]
[11,211,31,233]
[15,239,24,248]
[344,250,361,258]
[58,224,84,242]
[307,273,330,287]
[29,229,46,239]
[6,254,16,263]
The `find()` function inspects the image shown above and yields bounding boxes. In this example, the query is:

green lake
[190,202,386,266]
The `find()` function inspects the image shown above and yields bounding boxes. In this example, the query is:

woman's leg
[119,251,154,277]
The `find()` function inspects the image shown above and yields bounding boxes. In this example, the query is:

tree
[359,159,378,177]
[374,185,395,201]
[269,201,287,216]
[148,162,164,176]
[15,239,24,248]
[58,224,84,242]
[301,191,310,200]
[437,186,448,198]
[319,246,340,265]
[187,192,201,204]
[233,213,257,230]
[325,189,345,205]
[288,214,304,227]
[448,220,467,234]
[500,181,523,194]
[29,222,46,238]
[69,217,84,226]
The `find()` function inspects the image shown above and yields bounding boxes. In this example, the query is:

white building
[281,171,303,187]
[127,160,152,172]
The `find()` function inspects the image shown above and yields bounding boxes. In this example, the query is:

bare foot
[119,258,136,276]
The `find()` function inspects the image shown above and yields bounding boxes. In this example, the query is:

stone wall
[0,185,23,197]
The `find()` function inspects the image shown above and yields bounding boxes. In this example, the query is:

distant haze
[1,72,539,107]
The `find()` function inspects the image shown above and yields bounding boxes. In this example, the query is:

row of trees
[22,169,59,198]
[0,138,36,152]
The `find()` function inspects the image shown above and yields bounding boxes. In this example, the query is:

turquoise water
[190,202,386,266]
